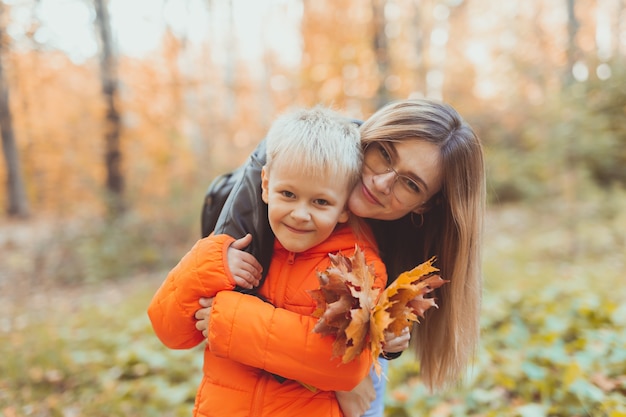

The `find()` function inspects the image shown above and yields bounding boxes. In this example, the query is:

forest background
[1,0,625,416]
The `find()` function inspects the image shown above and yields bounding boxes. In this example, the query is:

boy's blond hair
[265,106,362,192]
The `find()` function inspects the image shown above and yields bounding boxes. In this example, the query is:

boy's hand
[383,327,411,353]
[228,234,263,289]
[195,297,214,338]
[336,374,375,417]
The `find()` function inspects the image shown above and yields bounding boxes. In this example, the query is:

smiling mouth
[285,224,311,234]
[361,183,382,206]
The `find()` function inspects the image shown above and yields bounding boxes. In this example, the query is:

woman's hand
[228,234,263,289]
[194,297,214,338]
[382,327,411,354]
[336,374,375,417]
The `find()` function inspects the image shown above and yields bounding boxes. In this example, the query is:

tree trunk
[0,2,30,218]
[372,0,391,109]
[564,0,579,86]
[223,0,237,120]
[563,0,581,256]
[94,0,125,216]
[426,1,449,100]
[412,0,427,95]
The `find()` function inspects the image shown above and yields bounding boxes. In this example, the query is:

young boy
[148,106,387,417]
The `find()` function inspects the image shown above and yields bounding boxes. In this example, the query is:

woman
[196,98,485,416]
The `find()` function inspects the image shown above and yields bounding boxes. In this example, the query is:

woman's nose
[372,170,396,194]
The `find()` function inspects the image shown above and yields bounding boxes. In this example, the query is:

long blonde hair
[360,99,485,391]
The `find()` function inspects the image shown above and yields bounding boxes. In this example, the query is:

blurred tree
[564,0,580,86]
[94,0,125,216]
[425,1,450,100]
[563,0,581,238]
[300,0,379,114]
[0,0,622,219]
[223,0,237,121]
[372,0,391,108]
[409,0,428,95]
[0,2,30,218]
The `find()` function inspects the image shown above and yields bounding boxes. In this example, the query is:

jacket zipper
[250,251,295,415]
[274,251,296,309]
[250,372,269,416]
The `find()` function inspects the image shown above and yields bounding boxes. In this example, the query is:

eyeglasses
[363,142,423,206]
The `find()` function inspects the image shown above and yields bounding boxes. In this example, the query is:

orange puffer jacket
[148,224,387,417]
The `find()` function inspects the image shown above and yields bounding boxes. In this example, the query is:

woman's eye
[379,145,392,164]
[401,177,421,194]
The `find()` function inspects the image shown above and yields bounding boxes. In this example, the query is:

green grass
[1,195,625,416]
[0,277,203,417]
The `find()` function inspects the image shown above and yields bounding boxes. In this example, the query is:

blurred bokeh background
[1,0,625,416]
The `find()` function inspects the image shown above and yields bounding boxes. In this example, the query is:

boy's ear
[261,166,269,204]
[337,207,350,224]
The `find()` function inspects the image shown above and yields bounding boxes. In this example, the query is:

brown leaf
[309,245,380,363]
[310,270,353,336]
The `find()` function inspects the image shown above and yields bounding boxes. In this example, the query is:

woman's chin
[349,194,411,221]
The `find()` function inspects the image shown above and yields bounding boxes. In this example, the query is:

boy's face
[261,161,351,253]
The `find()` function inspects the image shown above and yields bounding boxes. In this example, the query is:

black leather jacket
[210,140,274,293]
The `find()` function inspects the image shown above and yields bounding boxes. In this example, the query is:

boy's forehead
[269,160,351,189]
[269,156,327,178]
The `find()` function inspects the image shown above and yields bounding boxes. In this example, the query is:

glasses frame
[363,142,423,207]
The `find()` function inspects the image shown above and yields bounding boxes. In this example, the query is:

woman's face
[348,139,443,221]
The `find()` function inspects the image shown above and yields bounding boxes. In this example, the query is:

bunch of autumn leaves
[309,246,447,375]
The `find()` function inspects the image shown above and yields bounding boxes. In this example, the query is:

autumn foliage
[309,246,447,375]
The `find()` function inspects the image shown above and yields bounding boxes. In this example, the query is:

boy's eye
[314,199,330,206]
[280,190,296,199]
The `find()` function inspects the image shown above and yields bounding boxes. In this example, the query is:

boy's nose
[290,206,311,221]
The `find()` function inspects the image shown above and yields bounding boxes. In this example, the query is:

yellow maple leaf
[370,257,448,375]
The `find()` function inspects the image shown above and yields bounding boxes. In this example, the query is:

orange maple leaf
[310,249,448,375]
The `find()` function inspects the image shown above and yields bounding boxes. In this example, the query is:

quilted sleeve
[208,291,372,392]
[147,234,237,349]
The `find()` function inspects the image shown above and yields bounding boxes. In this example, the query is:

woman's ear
[412,203,428,215]
[261,166,269,204]
[414,193,442,214]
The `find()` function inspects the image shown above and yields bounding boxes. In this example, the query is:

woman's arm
[212,140,274,288]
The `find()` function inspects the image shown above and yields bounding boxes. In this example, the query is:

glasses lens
[365,142,421,206]
[364,143,387,173]
[395,176,420,205]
